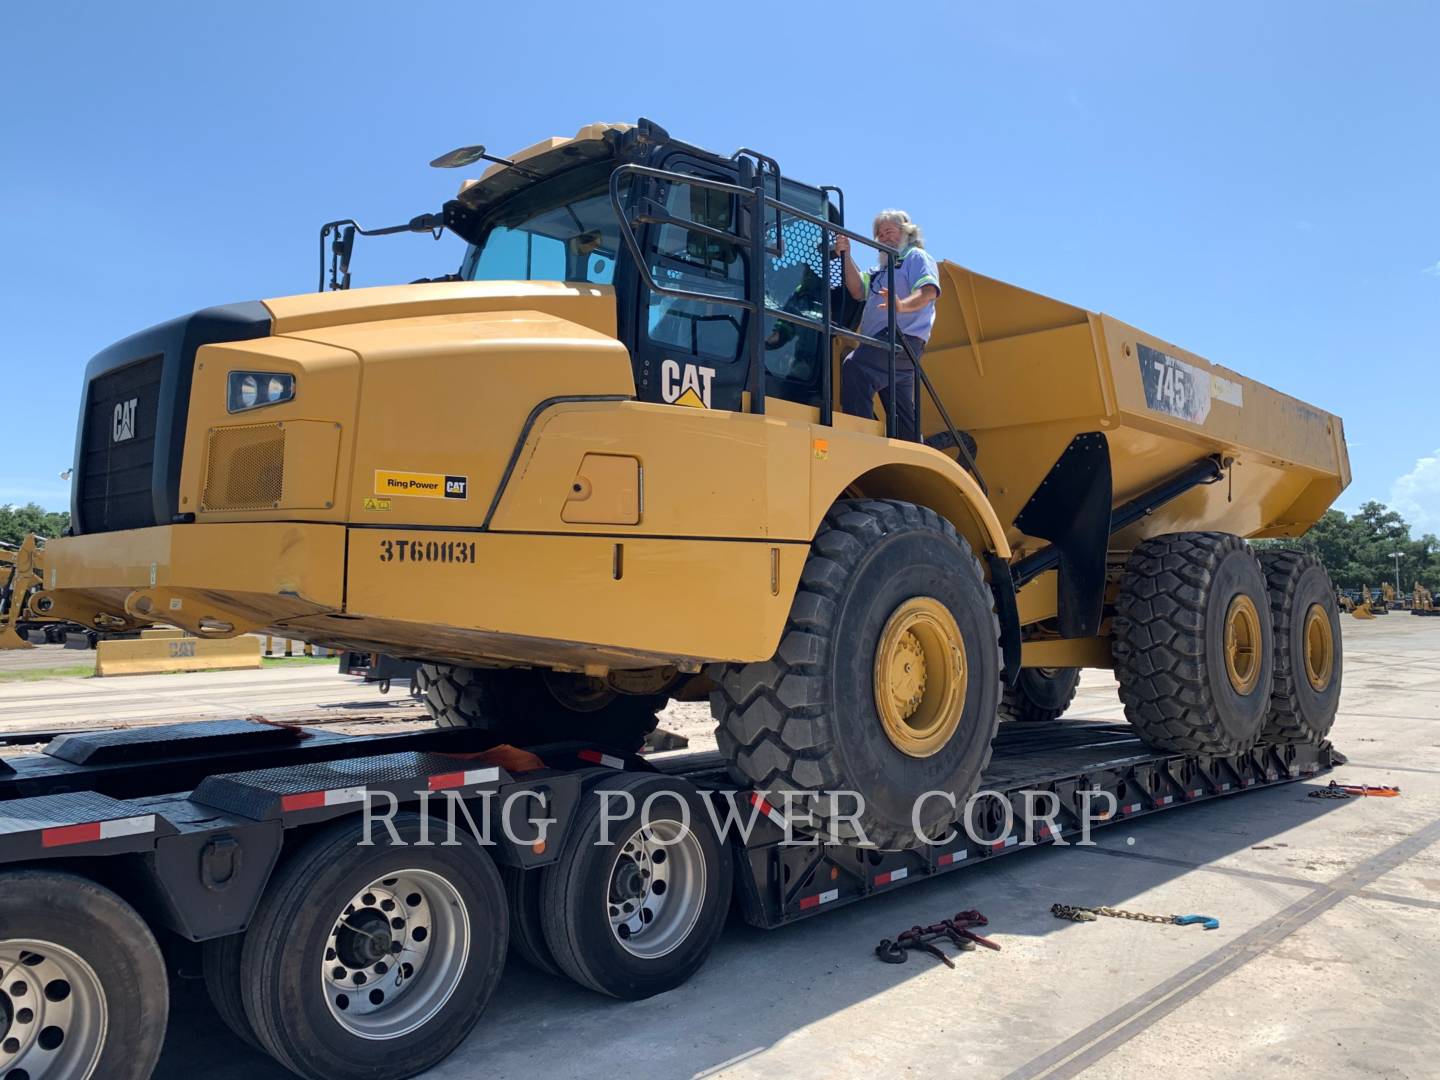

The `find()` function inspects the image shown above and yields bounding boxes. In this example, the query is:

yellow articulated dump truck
[2,119,1348,851]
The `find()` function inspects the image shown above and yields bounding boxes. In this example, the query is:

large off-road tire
[0,869,169,1080]
[239,813,508,1080]
[711,498,1002,850]
[415,665,663,752]
[1113,532,1274,754]
[1258,550,1342,744]
[999,667,1080,722]
[540,773,731,1000]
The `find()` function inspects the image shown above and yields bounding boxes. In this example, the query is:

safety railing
[609,164,984,491]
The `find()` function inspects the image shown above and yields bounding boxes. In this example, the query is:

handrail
[609,162,979,482]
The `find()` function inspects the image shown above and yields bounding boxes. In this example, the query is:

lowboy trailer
[0,714,1336,1079]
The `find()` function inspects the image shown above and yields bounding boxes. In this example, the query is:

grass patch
[0,664,95,682]
[262,655,338,667]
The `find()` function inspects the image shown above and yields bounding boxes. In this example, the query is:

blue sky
[3,2,1437,530]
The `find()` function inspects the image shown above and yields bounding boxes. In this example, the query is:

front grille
[77,354,164,532]
[202,423,286,510]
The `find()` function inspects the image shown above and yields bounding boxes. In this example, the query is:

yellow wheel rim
[1302,603,1335,692]
[873,597,967,758]
[1223,594,1263,695]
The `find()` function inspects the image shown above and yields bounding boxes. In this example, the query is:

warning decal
[374,470,468,500]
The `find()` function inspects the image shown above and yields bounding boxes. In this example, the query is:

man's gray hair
[874,209,924,250]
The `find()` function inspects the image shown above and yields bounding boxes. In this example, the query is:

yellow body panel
[14,244,1347,675]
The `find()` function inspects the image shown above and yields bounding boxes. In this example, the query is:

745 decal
[378,539,477,564]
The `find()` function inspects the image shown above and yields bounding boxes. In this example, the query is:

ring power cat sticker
[660,359,715,408]
[374,470,468,499]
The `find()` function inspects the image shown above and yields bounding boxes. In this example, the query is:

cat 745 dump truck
[2,117,1349,847]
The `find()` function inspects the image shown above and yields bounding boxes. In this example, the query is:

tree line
[1254,501,1438,592]
[0,503,70,546]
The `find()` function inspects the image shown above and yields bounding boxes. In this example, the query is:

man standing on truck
[834,210,941,440]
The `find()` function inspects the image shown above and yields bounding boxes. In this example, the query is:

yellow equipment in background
[0,119,1352,848]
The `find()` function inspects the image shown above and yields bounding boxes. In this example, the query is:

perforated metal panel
[202,422,285,510]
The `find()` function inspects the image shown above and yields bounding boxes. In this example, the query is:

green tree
[0,503,70,546]
[1257,501,1440,592]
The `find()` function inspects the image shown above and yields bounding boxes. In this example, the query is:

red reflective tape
[750,793,774,816]
[428,771,466,791]
[281,791,327,812]
[578,750,623,769]
[799,894,821,910]
[42,822,102,848]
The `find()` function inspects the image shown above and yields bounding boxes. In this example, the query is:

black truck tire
[1258,550,1343,744]
[1113,532,1274,754]
[999,667,1081,722]
[0,869,168,1080]
[540,772,731,1000]
[416,664,663,752]
[711,499,1002,850]
[500,866,562,977]
[201,932,260,1048]
[239,813,508,1080]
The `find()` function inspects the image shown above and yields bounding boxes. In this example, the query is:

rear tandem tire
[710,498,1002,851]
[540,773,731,1000]
[416,664,663,752]
[500,865,562,977]
[0,869,169,1080]
[999,667,1080,722]
[1258,550,1343,745]
[1113,532,1274,754]
[202,931,260,1048]
[239,813,508,1080]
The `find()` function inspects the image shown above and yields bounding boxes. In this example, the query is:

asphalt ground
[3,615,1435,1078]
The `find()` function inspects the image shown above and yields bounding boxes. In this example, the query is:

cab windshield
[459,165,622,285]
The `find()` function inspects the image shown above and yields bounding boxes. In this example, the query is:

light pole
[1390,551,1403,597]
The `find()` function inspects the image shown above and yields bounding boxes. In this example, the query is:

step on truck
[0,118,1350,1077]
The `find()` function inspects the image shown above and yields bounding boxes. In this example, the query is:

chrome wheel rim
[606,820,706,959]
[0,939,107,1080]
[321,869,469,1040]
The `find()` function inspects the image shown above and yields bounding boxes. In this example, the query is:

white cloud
[1423,260,1440,277]
[1391,448,1440,536]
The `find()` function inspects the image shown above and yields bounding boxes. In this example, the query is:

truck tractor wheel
[999,667,1081,722]
[1113,532,1274,754]
[201,932,260,1048]
[540,772,731,1000]
[0,869,168,1080]
[416,664,663,752]
[500,866,562,976]
[1258,551,1343,744]
[239,812,508,1080]
[711,499,1002,851]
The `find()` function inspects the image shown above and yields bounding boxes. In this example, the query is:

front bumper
[35,523,345,637]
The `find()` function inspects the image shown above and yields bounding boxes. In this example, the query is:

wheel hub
[335,909,394,969]
[1302,603,1335,691]
[0,940,107,1080]
[606,820,706,960]
[873,597,968,758]
[322,870,470,1041]
[1223,594,1263,695]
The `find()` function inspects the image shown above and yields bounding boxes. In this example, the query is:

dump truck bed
[921,262,1349,549]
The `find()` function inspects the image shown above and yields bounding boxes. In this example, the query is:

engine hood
[261,280,618,340]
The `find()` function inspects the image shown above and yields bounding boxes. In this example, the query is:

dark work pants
[840,335,926,441]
